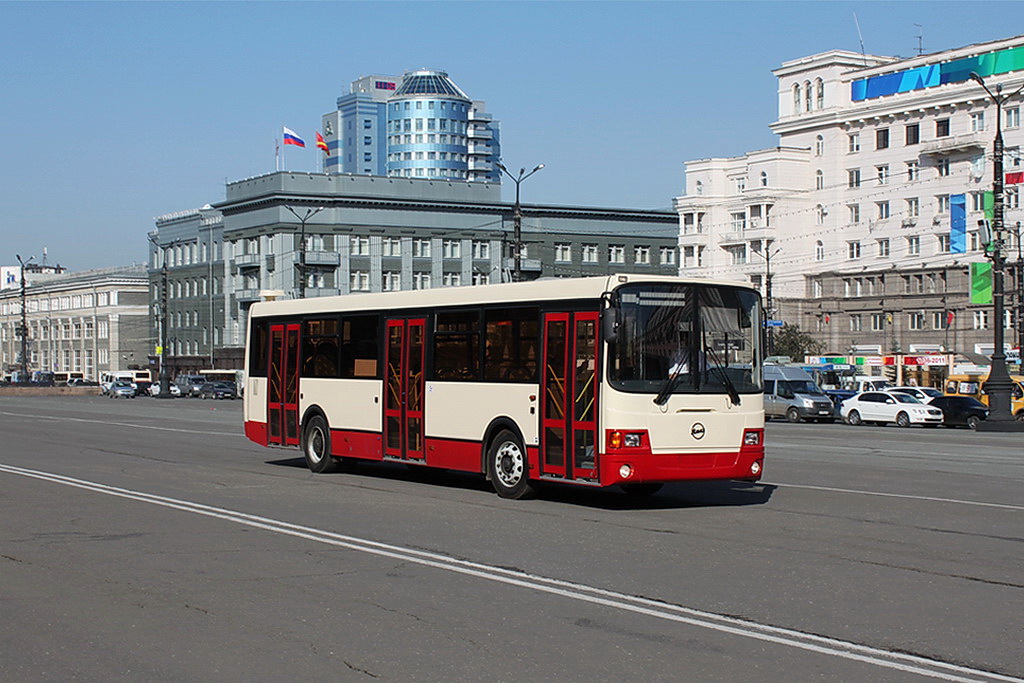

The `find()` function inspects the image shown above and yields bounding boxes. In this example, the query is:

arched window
[816,170,824,190]
[760,171,768,187]
[815,241,824,261]
[804,81,812,112]
[815,135,824,156]
[793,84,801,113]
[696,180,703,195]
[815,78,825,109]
[816,204,825,225]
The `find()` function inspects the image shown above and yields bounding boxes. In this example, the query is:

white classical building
[676,34,1024,358]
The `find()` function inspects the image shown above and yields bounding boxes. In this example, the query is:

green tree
[772,323,824,360]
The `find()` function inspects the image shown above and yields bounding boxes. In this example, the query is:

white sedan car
[841,390,944,427]
[148,382,181,397]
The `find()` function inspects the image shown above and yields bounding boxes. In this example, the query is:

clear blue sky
[0,1,1014,270]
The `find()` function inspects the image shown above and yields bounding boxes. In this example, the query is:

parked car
[175,374,207,398]
[199,381,236,399]
[889,385,943,402]
[763,364,836,422]
[927,396,989,430]
[109,381,137,399]
[148,383,181,397]
[67,378,100,387]
[840,390,943,427]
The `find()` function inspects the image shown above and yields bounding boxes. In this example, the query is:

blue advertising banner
[950,193,966,254]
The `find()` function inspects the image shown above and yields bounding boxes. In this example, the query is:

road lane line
[1,463,1018,683]
[0,410,238,437]
[763,481,1024,512]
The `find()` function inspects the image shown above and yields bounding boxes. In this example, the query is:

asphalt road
[0,395,1021,681]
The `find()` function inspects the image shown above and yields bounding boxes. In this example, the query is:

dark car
[927,396,989,429]
[199,381,236,400]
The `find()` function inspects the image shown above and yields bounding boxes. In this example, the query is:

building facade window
[848,168,861,188]
[906,160,920,181]
[849,204,860,224]
[905,123,920,145]
[877,201,890,219]
[907,197,920,218]
[847,241,861,260]
[970,111,985,132]
[908,235,921,255]
[634,246,650,265]
[608,245,625,263]
[659,247,676,265]
[877,238,890,257]
[936,118,950,137]
[554,243,571,262]
[848,133,860,153]
[876,164,890,185]
[1006,107,1020,129]
[582,244,598,263]
[815,241,824,261]
[876,128,889,150]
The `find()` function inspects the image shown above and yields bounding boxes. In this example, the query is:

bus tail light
[607,430,650,452]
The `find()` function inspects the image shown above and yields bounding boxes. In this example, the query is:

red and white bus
[243,274,765,498]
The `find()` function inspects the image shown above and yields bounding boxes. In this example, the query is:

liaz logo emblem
[690,422,706,440]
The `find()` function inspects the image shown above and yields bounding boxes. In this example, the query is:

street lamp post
[753,245,780,355]
[285,205,325,299]
[969,72,1024,430]
[495,162,544,282]
[15,254,34,383]
[147,236,173,398]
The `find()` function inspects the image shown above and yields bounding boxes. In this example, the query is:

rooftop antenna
[914,24,924,56]
[853,13,866,57]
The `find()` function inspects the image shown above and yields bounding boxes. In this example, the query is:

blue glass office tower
[322,70,500,183]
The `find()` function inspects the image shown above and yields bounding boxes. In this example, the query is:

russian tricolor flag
[283,127,305,147]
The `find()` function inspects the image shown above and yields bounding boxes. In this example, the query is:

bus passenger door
[384,318,426,461]
[541,312,599,481]
[267,323,301,446]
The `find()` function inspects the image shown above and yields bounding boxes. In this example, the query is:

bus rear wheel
[303,414,338,474]
[487,430,534,500]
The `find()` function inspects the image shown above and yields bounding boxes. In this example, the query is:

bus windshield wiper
[703,339,741,406]
[653,362,685,406]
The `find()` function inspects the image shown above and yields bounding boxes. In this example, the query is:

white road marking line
[1,463,1019,683]
[763,481,1024,512]
[0,410,238,437]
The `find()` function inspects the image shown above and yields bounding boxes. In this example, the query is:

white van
[764,365,836,423]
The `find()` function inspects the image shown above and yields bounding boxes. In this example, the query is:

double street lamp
[285,205,325,299]
[969,71,1024,431]
[495,162,544,282]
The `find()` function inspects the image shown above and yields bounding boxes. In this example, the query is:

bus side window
[483,307,539,382]
[434,310,480,381]
[303,318,340,378]
[341,314,381,379]
[249,320,268,377]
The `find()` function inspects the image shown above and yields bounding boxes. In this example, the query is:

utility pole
[969,72,1024,431]
[285,205,325,299]
[753,245,781,355]
[148,236,172,398]
[15,254,34,383]
[495,162,544,282]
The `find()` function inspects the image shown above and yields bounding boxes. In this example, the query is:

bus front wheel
[487,430,534,500]
[303,414,339,474]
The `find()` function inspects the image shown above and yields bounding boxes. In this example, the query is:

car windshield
[779,380,824,395]
[607,283,762,396]
[892,393,922,404]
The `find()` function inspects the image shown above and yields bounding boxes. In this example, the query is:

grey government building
[149,172,679,371]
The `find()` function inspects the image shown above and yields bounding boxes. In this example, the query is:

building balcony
[468,127,492,140]
[236,289,261,303]
[919,132,987,156]
[468,159,492,171]
[304,287,341,298]
[234,253,261,268]
[304,250,340,266]
[503,257,542,272]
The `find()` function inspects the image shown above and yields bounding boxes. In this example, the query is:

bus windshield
[608,283,762,396]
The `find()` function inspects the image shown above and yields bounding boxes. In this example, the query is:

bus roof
[249,274,757,319]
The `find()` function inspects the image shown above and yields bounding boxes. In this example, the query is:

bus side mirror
[602,308,619,343]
